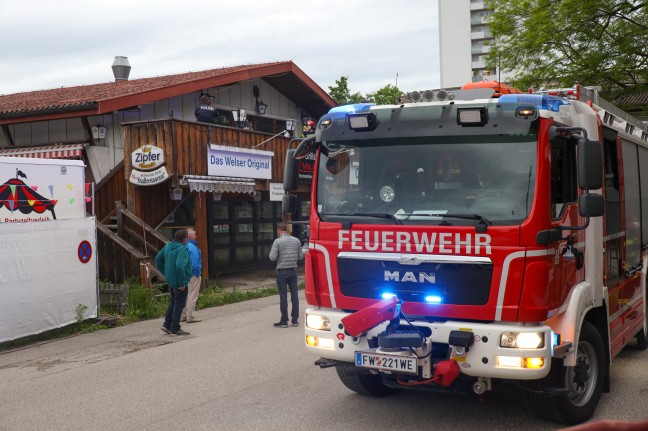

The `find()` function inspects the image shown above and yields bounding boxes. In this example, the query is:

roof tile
[0,62,284,115]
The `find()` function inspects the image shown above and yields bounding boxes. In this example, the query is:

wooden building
[0,60,336,283]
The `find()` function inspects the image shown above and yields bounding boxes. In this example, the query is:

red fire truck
[282,83,648,425]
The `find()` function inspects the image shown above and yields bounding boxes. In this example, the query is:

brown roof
[0,61,336,124]
[612,91,648,107]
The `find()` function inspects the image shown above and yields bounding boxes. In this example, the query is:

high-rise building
[438,0,499,88]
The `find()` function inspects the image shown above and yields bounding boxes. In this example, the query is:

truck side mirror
[283,149,298,192]
[578,138,602,190]
[282,194,296,217]
[579,193,604,217]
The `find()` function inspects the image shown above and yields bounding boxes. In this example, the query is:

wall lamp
[91,124,107,140]
[253,85,267,114]
[232,108,247,128]
[286,119,298,132]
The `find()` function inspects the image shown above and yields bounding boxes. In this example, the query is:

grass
[0,278,297,351]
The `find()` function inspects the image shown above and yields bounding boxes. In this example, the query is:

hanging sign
[298,151,315,182]
[131,145,165,171]
[129,166,169,186]
[269,183,285,201]
[208,145,273,179]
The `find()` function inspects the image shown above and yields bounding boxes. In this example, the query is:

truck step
[314,358,338,369]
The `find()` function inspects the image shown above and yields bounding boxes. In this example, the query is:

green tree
[328,76,364,105]
[366,84,404,105]
[485,0,648,91]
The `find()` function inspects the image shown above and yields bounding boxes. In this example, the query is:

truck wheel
[636,328,648,350]
[525,321,605,425]
[335,362,397,397]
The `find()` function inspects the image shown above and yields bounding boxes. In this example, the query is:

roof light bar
[499,94,571,113]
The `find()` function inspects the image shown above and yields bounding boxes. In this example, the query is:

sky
[0,0,440,97]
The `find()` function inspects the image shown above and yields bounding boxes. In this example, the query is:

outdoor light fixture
[256,100,267,114]
[91,124,107,140]
[286,119,297,132]
[253,84,267,114]
[232,108,247,128]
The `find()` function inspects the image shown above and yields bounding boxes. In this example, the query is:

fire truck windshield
[316,135,537,226]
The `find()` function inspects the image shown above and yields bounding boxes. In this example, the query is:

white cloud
[0,0,440,96]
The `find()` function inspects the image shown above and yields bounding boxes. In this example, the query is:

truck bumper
[304,307,553,380]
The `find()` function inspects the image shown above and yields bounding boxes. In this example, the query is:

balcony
[471,29,493,40]
[472,60,486,69]
[470,1,486,11]
[471,45,491,54]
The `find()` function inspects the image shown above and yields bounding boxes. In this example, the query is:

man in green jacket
[156,229,193,335]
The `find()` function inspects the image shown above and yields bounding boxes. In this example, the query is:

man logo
[384,270,435,284]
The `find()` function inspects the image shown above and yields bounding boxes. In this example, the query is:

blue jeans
[276,268,299,324]
[164,287,188,333]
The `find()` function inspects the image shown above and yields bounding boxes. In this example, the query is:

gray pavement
[1,284,647,430]
[213,267,304,293]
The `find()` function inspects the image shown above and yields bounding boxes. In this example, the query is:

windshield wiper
[441,213,493,232]
[348,212,404,225]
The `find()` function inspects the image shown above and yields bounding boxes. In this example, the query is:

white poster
[269,182,285,201]
[0,156,86,223]
[0,217,98,343]
[208,145,273,179]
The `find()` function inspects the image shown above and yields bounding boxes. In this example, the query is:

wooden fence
[98,282,129,315]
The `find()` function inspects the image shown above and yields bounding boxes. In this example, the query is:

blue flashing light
[327,103,375,121]
[499,94,571,113]
[552,332,561,347]
[381,292,397,300]
[424,295,443,304]
[328,103,375,114]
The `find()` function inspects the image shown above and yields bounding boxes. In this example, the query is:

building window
[208,197,282,273]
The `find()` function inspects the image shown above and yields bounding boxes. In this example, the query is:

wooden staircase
[96,201,169,290]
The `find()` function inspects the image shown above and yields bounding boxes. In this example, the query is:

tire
[335,362,398,397]
[636,328,648,350]
[525,321,606,425]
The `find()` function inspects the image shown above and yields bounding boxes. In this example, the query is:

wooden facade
[122,120,295,281]
[123,120,292,225]
[93,162,126,222]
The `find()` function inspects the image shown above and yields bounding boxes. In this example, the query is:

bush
[126,283,166,320]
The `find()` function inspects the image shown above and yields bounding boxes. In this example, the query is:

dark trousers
[164,287,188,333]
[276,268,299,324]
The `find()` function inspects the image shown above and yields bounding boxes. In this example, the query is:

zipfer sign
[129,145,168,186]
[338,230,492,255]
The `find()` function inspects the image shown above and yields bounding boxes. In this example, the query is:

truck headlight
[306,314,331,331]
[500,332,544,349]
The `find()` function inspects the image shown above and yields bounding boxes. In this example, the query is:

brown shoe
[161,327,172,334]
[187,317,202,323]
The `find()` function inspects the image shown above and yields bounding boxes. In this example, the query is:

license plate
[355,351,417,374]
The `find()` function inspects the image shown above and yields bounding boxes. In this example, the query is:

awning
[181,175,256,195]
[0,143,87,160]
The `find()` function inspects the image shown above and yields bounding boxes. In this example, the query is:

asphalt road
[1,293,647,431]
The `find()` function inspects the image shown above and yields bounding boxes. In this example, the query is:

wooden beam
[194,190,209,286]
[1,125,14,146]
[81,117,95,145]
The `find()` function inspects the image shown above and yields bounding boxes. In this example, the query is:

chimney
[112,56,131,82]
